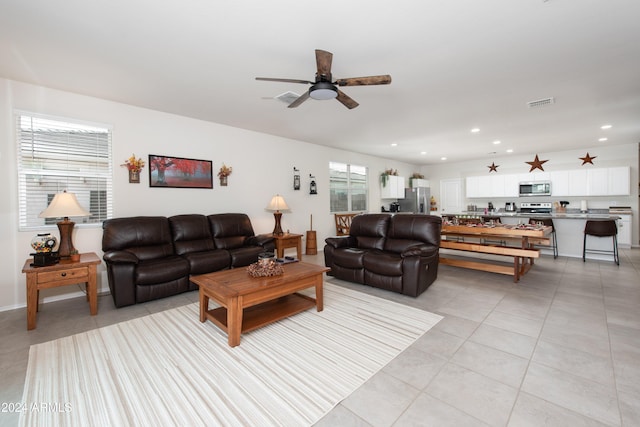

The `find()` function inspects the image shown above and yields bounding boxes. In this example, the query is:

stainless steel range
[520,202,552,214]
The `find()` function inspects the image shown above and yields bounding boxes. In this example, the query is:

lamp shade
[266,194,290,212]
[38,191,90,258]
[39,191,91,219]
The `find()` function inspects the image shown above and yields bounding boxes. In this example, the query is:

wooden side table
[22,252,101,330]
[272,233,303,259]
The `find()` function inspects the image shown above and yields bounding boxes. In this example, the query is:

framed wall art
[148,155,213,189]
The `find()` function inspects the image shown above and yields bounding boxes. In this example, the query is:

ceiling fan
[256,49,391,109]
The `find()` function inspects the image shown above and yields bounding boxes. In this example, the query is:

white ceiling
[1,0,639,165]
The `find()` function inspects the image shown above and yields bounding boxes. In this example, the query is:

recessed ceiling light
[506,149,514,153]
[600,124,612,130]
[441,157,447,161]
[599,137,608,142]
[471,128,480,133]
[420,151,427,155]
[493,140,501,145]
[390,143,398,147]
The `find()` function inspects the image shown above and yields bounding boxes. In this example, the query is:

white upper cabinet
[586,168,609,196]
[607,166,630,195]
[465,166,629,198]
[549,170,569,196]
[381,175,405,199]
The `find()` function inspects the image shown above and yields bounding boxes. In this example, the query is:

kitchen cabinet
[550,170,569,196]
[617,215,632,248]
[503,174,520,197]
[568,169,588,196]
[466,175,505,198]
[381,175,405,199]
[587,168,609,196]
[410,178,430,188]
[608,167,630,195]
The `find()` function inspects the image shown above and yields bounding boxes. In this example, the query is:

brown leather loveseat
[102,213,274,307]
[324,214,442,297]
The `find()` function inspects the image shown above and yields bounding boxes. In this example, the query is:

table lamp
[266,194,289,236]
[39,190,91,258]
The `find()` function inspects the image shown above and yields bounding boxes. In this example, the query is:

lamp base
[272,212,284,236]
[57,218,76,258]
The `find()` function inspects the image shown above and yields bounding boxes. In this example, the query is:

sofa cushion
[384,214,442,253]
[229,246,264,267]
[169,214,215,255]
[102,216,175,261]
[182,250,230,275]
[349,214,390,250]
[135,255,190,286]
[364,251,403,276]
[333,248,366,269]
[208,213,256,249]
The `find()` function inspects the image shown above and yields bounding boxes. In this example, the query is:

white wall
[0,78,418,311]
[420,144,639,245]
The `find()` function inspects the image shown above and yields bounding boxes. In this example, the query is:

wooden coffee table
[191,262,329,347]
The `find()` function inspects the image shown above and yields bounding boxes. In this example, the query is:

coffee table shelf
[203,293,316,334]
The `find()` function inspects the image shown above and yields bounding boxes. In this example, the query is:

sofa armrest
[401,244,439,258]
[249,234,274,248]
[103,250,139,264]
[325,236,356,249]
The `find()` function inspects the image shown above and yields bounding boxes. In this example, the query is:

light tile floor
[1,249,639,426]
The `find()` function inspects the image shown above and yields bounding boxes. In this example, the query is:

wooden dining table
[439,223,552,282]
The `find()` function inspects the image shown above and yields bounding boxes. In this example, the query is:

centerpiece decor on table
[121,154,145,183]
[218,164,232,186]
[247,259,284,277]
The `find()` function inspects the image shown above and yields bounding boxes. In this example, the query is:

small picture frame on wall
[148,155,213,189]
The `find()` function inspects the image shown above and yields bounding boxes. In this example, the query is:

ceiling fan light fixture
[309,81,338,100]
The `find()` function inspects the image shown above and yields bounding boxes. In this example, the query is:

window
[329,162,368,213]
[16,113,113,230]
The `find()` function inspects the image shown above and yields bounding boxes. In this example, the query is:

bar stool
[529,218,558,258]
[583,220,619,265]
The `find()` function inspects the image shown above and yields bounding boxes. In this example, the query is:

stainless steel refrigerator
[398,187,431,213]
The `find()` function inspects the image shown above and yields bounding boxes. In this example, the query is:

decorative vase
[128,170,140,183]
[220,176,228,186]
[31,233,57,252]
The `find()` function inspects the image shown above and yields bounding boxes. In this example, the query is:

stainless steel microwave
[519,181,551,197]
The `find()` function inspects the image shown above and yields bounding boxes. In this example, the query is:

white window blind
[16,113,113,230]
[329,161,368,213]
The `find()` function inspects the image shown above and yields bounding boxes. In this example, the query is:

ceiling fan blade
[255,77,313,84]
[336,90,359,109]
[335,75,392,86]
[287,91,311,108]
[315,49,333,78]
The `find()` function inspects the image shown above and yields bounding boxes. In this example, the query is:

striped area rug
[20,283,441,427]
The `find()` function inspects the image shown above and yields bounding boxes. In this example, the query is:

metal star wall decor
[488,162,499,172]
[579,152,596,165]
[526,154,548,172]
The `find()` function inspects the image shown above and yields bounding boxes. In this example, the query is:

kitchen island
[443,210,626,260]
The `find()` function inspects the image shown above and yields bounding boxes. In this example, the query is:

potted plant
[121,154,145,183]
[408,172,425,187]
[380,168,398,187]
[69,249,80,262]
[218,164,232,186]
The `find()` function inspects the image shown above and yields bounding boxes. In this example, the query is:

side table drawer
[37,267,89,284]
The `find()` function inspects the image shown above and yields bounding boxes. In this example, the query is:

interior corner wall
[0,78,416,311]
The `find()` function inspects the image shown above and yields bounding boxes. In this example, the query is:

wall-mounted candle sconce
[293,167,300,190]
[309,174,317,195]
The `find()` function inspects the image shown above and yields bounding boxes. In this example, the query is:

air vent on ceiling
[527,97,555,108]
[275,91,301,104]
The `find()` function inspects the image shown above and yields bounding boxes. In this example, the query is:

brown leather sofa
[102,213,274,307]
[324,214,442,297]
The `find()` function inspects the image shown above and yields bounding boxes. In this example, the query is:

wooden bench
[440,224,552,282]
